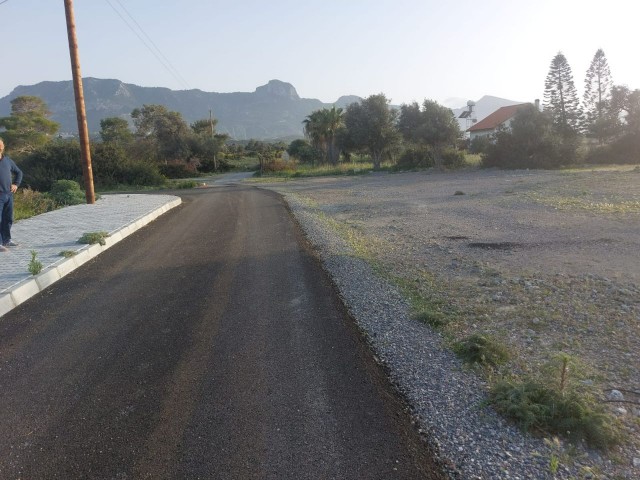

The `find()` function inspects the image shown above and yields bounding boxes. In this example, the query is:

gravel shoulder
[259,166,640,480]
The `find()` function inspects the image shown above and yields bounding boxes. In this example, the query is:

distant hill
[452,95,526,132]
[0,79,363,141]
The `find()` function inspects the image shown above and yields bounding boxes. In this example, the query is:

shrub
[28,250,43,275]
[18,139,83,191]
[453,334,510,367]
[13,188,58,220]
[78,231,109,246]
[469,135,492,154]
[48,179,86,206]
[121,162,165,186]
[159,163,193,179]
[395,147,434,170]
[413,307,448,328]
[482,105,579,169]
[490,379,622,450]
[441,148,466,168]
[584,133,640,165]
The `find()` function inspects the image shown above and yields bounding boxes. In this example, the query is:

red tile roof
[468,104,530,132]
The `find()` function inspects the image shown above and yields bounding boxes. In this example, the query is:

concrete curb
[0,197,181,319]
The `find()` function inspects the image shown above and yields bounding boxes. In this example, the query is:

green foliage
[441,148,466,168]
[48,179,86,206]
[28,250,43,275]
[287,139,322,164]
[584,132,640,164]
[159,163,193,178]
[489,378,622,450]
[582,49,615,142]
[543,52,582,136]
[395,147,434,170]
[453,334,510,367]
[59,250,77,258]
[413,307,448,328]
[343,94,400,170]
[131,104,192,162]
[398,99,462,167]
[469,135,492,154]
[18,139,83,191]
[303,106,344,165]
[99,117,134,145]
[13,188,58,220]
[482,105,579,169]
[0,96,59,156]
[78,231,109,246]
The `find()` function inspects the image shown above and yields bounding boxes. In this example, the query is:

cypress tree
[543,52,582,136]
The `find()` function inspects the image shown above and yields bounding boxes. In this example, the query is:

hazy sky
[1,0,637,108]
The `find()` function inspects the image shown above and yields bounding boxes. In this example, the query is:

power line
[0,1,11,6]
[113,0,191,89]
[104,0,190,90]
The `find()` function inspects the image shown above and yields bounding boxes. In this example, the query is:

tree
[0,96,59,155]
[543,52,582,136]
[131,104,192,163]
[482,104,578,169]
[343,94,400,170]
[303,106,343,165]
[99,117,133,145]
[398,99,461,167]
[287,138,321,164]
[190,117,228,172]
[582,49,615,143]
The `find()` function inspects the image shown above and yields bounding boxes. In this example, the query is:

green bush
[441,148,466,168]
[395,147,435,170]
[159,163,193,179]
[13,188,58,220]
[78,231,109,246]
[481,105,579,169]
[490,379,622,450]
[453,334,510,367]
[584,133,640,165]
[18,139,83,191]
[48,179,86,206]
[413,307,448,328]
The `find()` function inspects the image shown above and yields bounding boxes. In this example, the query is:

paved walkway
[1,194,181,317]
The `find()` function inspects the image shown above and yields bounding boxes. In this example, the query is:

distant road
[0,186,443,479]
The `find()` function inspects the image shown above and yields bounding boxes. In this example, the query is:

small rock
[614,407,627,415]
[633,457,640,468]
[607,389,625,401]
[531,317,541,325]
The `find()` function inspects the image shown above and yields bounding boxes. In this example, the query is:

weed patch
[28,251,43,275]
[453,334,510,367]
[78,231,109,246]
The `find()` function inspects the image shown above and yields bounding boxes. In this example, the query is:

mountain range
[0,78,522,140]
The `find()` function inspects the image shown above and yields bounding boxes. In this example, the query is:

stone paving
[1,193,180,301]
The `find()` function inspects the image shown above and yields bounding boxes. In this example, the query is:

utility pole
[210,109,218,171]
[64,0,95,204]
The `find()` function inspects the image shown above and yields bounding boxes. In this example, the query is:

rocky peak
[255,80,299,100]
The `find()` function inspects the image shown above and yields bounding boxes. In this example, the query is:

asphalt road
[0,186,444,479]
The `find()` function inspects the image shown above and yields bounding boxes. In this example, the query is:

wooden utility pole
[210,109,218,171]
[64,0,95,204]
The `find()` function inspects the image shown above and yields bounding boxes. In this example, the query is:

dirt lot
[265,165,640,471]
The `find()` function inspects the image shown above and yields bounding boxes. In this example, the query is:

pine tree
[582,48,614,142]
[543,52,582,136]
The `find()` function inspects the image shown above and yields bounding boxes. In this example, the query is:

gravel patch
[260,167,640,480]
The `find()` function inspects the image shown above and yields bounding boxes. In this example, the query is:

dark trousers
[0,193,14,245]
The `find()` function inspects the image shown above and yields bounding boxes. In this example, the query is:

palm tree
[303,106,344,165]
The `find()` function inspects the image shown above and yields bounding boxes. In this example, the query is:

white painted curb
[0,197,181,318]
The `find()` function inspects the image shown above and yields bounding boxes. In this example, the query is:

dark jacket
[0,154,23,194]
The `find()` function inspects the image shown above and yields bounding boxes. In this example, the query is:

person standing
[0,137,23,252]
